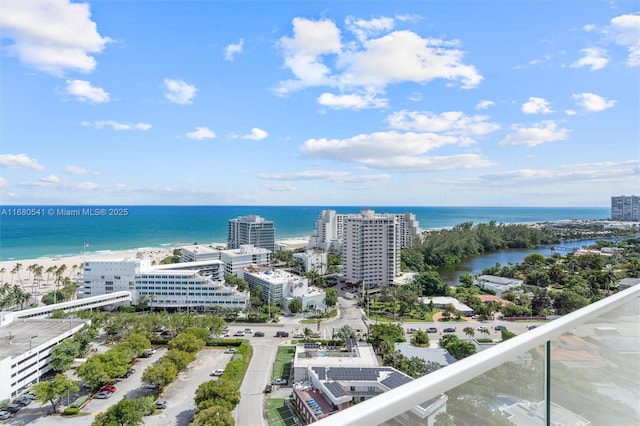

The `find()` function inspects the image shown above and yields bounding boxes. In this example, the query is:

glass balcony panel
[549,296,640,426]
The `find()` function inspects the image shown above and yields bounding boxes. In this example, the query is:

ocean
[0,205,610,261]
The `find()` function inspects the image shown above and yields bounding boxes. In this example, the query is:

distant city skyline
[1,1,638,207]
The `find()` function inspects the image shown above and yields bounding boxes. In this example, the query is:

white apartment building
[228,214,276,253]
[342,209,403,288]
[240,266,326,311]
[308,209,421,253]
[180,244,271,276]
[293,250,328,275]
[81,256,250,312]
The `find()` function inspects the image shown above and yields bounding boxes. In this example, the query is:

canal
[439,239,617,286]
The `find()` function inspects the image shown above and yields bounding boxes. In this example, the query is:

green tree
[92,395,154,426]
[324,287,338,307]
[412,330,430,347]
[33,374,79,413]
[143,360,178,387]
[168,333,205,353]
[164,349,196,371]
[444,338,477,360]
[191,404,235,426]
[288,298,302,313]
[49,339,80,372]
[458,273,475,287]
[413,271,449,296]
[195,380,241,411]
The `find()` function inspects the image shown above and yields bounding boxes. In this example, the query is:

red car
[463,327,473,332]
[102,385,116,393]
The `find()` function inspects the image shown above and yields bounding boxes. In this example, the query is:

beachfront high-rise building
[227,214,276,253]
[308,209,421,253]
[81,256,250,312]
[341,209,406,288]
[611,195,640,221]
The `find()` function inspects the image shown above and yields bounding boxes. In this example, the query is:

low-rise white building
[476,275,524,295]
[293,250,328,275]
[82,256,250,312]
[180,244,271,276]
[240,266,326,311]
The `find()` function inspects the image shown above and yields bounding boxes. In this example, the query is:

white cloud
[163,78,197,104]
[64,165,89,175]
[224,39,244,61]
[81,120,151,131]
[264,183,298,192]
[521,97,554,114]
[467,160,639,185]
[571,47,609,71]
[317,92,388,110]
[65,79,110,103]
[607,13,640,67]
[186,127,216,140]
[40,174,60,184]
[0,177,7,187]
[300,130,494,171]
[0,153,45,170]
[499,120,570,147]
[258,170,390,182]
[242,128,268,140]
[345,16,395,43]
[571,92,616,112]
[476,100,495,110]
[343,30,483,90]
[387,110,500,136]
[0,0,111,75]
[275,17,482,96]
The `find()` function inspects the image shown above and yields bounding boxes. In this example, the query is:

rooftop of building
[242,265,306,283]
[294,342,379,369]
[0,318,88,360]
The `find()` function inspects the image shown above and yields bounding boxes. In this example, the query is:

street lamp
[29,335,38,350]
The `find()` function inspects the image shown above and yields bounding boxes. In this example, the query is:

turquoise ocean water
[0,205,610,261]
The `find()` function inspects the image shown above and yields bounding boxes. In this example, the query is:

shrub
[63,407,80,416]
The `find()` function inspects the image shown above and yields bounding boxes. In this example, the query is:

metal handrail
[314,285,640,425]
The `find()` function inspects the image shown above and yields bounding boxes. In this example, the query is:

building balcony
[315,284,640,426]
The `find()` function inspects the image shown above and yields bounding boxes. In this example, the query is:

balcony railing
[315,284,640,426]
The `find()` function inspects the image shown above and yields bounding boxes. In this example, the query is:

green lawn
[265,398,297,426]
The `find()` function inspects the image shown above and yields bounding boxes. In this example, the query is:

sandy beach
[0,248,174,288]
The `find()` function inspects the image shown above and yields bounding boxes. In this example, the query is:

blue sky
[1,1,638,207]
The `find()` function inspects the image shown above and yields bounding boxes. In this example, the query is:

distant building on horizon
[611,195,640,221]
[227,214,276,253]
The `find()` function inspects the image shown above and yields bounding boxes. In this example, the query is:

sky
[0,0,638,207]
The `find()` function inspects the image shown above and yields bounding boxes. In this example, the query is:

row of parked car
[0,391,37,419]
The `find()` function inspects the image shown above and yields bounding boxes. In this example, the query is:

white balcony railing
[315,284,640,426]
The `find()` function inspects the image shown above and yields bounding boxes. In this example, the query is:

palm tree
[46,266,56,286]
[479,327,490,339]
[0,267,5,284]
[464,328,475,339]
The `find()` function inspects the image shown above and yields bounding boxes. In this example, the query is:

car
[224,347,237,354]
[276,331,290,337]
[443,327,456,333]
[477,326,489,332]
[494,325,507,331]
[254,331,265,337]
[244,328,253,334]
[292,332,304,338]
[426,327,438,333]
[15,397,31,406]
[462,326,473,332]
[142,348,156,357]
[273,378,287,385]
[24,391,37,400]
[221,331,230,337]
[95,391,112,399]
[155,400,167,409]
[263,384,272,394]
[0,411,11,420]
[527,325,538,330]
[4,404,21,414]
[145,383,159,389]
[125,368,136,377]
[233,330,245,336]
[407,327,419,334]
[211,369,225,376]
[102,385,117,393]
